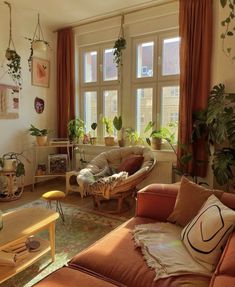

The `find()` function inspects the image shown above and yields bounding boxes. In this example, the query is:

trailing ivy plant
[113,37,126,68]
[6,50,22,88]
[220,0,235,60]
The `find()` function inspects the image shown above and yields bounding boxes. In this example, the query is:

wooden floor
[0,178,136,217]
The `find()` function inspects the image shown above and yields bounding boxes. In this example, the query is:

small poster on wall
[34,97,44,114]
[32,57,50,88]
[0,84,19,119]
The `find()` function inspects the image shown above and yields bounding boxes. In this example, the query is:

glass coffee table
[0,207,59,284]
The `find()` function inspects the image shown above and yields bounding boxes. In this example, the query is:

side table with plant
[29,124,48,146]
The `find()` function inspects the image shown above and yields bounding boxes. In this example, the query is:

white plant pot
[32,40,47,52]
[3,159,17,172]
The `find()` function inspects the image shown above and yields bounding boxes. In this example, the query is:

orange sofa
[34,183,235,287]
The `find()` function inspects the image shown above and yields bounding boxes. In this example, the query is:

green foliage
[91,122,97,131]
[6,49,22,88]
[68,118,85,141]
[102,117,114,136]
[125,128,143,145]
[220,0,235,60]
[29,124,48,136]
[113,37,126,68]
[113,116,122,131]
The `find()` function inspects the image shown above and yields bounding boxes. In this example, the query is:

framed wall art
[0,84,19,119]
[32,57,50,88]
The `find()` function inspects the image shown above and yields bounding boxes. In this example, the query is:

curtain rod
[54,0,177,33]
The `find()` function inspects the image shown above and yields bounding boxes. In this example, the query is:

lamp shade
[32,40,47,52]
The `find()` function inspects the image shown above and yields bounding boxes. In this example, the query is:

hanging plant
[113,14,126,70]
[4,2,22,87]
[220,0,235,60]
[25,14,50,71]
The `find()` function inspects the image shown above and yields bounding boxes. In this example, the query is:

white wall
[0,4,57,185]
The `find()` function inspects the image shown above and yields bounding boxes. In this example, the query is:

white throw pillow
[181,194,235,271]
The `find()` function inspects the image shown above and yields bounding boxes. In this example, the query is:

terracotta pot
[118,139,125,147]
[104,137,115,146]
[36,136,48,146]
[90,137,97,145]
[151,138,161,150]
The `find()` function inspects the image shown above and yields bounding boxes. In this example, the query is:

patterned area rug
[1,198,127,287]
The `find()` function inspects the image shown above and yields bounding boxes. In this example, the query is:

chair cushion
[117,155,144,175]
[42,190,65,200]
[167,177,223,227]
[181,195,235,271]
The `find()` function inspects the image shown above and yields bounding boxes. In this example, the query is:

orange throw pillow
[117,155,144,175]
[167,176,223,227]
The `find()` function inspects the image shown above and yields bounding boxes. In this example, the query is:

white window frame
[132,30,179,134]
[79,42,120,142]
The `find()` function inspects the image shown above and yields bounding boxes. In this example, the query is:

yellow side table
[42,190,65,222]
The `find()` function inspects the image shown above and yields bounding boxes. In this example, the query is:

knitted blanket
[90,171,128,199]
[133,222,212,281]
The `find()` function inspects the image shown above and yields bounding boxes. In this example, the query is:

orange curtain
[178,0,213,177]
[57,28,75,138]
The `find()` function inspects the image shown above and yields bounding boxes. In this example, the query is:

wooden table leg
[49,221,56,262]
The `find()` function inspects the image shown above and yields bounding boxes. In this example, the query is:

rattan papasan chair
[77,146,156,213]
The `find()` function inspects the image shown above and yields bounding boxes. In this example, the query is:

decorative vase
[90,137,97,145]
[3,159,17,171]
[104,137,115,146]
[151,138,161,150]
[36,135,47,146]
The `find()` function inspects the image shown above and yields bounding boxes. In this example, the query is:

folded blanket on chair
[133,222,212,281]
[90,171,128,199]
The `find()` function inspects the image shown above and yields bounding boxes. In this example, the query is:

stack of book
[0,240,29,266]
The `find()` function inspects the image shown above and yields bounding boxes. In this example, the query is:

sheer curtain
[57,28,75,138]
[178,0,213,177]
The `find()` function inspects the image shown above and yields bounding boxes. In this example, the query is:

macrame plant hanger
[32,13,46,44]
[5,1,16,59]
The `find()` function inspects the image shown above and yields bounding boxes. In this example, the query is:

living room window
[80,44,120,139]
[132,33,180,137]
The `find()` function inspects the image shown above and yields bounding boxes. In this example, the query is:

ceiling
[4,0,168,30]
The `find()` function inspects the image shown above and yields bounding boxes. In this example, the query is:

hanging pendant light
[32,13,48,52]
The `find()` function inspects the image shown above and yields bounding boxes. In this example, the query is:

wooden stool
[42,190,65,222]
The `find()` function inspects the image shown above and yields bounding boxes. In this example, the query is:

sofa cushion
[117,155,144,175]
[69,217,211,287]
[167,177,223,227]
[33,266,121,287]
[182,195,235,272]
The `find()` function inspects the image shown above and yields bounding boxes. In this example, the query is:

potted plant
[90,122,97,145]
[113,116,125,147]
[125,128,143,146]
[68,118,85,143]
[29,124,48,146]
[0,152,30,177]
[102,117,115,146]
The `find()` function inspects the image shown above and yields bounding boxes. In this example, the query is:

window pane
[84,91,97,134]
[103,49,118,81]
[136,42,154,78]
[84,51,97,83]
[103,90,118,136]
[162,37,180,76]
[136,88,153,135]
[161,86,179,141]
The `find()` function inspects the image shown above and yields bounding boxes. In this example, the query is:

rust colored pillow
[117,155,144,175]
[167,176,223,227]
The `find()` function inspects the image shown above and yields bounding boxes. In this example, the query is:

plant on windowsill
[220,0,235,60]
[125,128,143,146]
[102,117,115,146]
[29,124,48,146]
[90,122,97,145]
[67,118,85,144]
[113,116,125,147]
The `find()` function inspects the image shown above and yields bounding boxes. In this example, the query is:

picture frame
[31,57,50,88]
[48,154,68,174]
[0,84,19,119]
